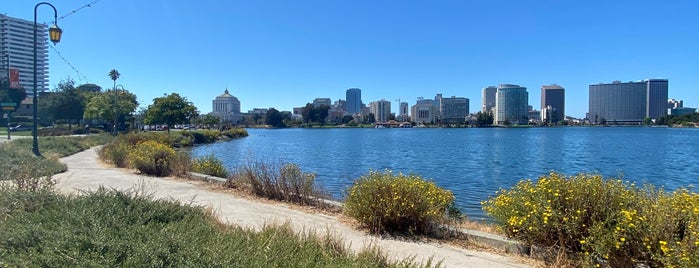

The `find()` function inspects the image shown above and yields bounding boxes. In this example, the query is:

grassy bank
[0,134,114,181]
[1,133,436,267]
[0,186,434,267]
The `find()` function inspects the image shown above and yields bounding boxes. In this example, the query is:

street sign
[1,102,16,107]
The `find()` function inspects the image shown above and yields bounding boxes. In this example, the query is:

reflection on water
[192,127,699,220]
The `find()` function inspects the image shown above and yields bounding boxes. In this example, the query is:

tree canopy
[265,108,285,128]
[83,88,138,127]
[38,79,86,127]
[143,93,198,131]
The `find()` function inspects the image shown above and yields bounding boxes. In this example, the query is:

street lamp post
[33,2,63,156]
[114,84,124,136]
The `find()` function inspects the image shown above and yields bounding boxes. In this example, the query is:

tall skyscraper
[482,86,497,113]
[541,84,565,123]
[495,84,529,125]
[588,79,668,124]
[346,88,362,114]
[369,99,391,122]
[0,14,51,95]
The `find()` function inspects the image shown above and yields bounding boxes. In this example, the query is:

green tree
[642,116,652,125]
[143,93,198,133]
[84,89,138,129]
[195,114,220,128]
[38,79,86,130]
[475,111,494,127]
[341,115,354,125]
[265,108,285,128]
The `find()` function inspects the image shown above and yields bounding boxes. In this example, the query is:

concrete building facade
[440,96,469,124]
[369,99,391,122]
[495,84,529,125]
[210,89,243,123]
[411,97,438,124]
[482,86,497,113]
[0,14,50,95]
[588,79,668,124]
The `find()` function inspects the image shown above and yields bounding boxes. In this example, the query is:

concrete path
[54,148,530,268]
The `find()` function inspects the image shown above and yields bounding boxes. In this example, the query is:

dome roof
[216,89,239,102]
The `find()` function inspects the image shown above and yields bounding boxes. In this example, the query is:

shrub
[99,141,130,167]
[231,162,327,206]
[192,154,229,178]
[343,170,455,234]
[483,172,699,267]
[128,141,175,176]
[222,128,248,138]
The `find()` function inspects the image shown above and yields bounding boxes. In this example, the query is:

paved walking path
[54,148,530,268]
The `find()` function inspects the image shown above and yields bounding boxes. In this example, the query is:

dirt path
[54,147,530,268]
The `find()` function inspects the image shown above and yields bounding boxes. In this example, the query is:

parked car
[9,125,32,132]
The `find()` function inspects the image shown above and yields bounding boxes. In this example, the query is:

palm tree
[108,69,120,135]
[108,69,120,87]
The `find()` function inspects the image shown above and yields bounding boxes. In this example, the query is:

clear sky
[4,0,698,118]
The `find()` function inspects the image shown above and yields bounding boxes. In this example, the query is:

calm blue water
[191,127,699,220]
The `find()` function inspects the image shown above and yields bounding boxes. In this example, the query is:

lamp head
[49,24,62,44]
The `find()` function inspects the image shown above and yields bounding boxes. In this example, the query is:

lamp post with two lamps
[32,2,63,157]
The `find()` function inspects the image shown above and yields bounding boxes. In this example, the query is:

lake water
[191,127,699,220]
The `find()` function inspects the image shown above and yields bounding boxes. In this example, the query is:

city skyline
[3,1,697,118]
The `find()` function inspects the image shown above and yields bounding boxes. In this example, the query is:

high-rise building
[0,14,50,95]
[646,79,669,119]
[369,99,391,122]
[495,84,529,125]
[397,101,409,121]
[482,86,497,113]
[588,79,668,124]
[541,84,565,123]
[346,88,362,114]
[441,96,469,124]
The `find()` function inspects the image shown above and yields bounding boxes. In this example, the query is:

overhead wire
[44,0,105,84]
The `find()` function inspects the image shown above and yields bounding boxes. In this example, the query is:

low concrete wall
[187,171,527,255]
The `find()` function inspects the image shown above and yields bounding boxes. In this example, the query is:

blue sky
[4,0,698,118]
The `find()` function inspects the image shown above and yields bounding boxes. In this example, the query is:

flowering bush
[128,140,175,176]
[343,170,455,234]
[483,172,699,267]
[192,155,229,178]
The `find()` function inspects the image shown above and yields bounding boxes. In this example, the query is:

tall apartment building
[588,79,668,124]
[481,86,497,113]
[0,14,51,95]
[369,99,391,122]
[411,97,438,124]
[440,96,469,124]
[495,84,529,125]
[541,84,565,123]
[346,88,362,114]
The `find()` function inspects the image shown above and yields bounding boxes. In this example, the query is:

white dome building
[210,89,244,123]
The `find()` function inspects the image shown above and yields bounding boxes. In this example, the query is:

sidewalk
[54,148,531,268]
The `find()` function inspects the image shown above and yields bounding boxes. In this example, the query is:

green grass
[0,187,436,267]
[0,134,114,181]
